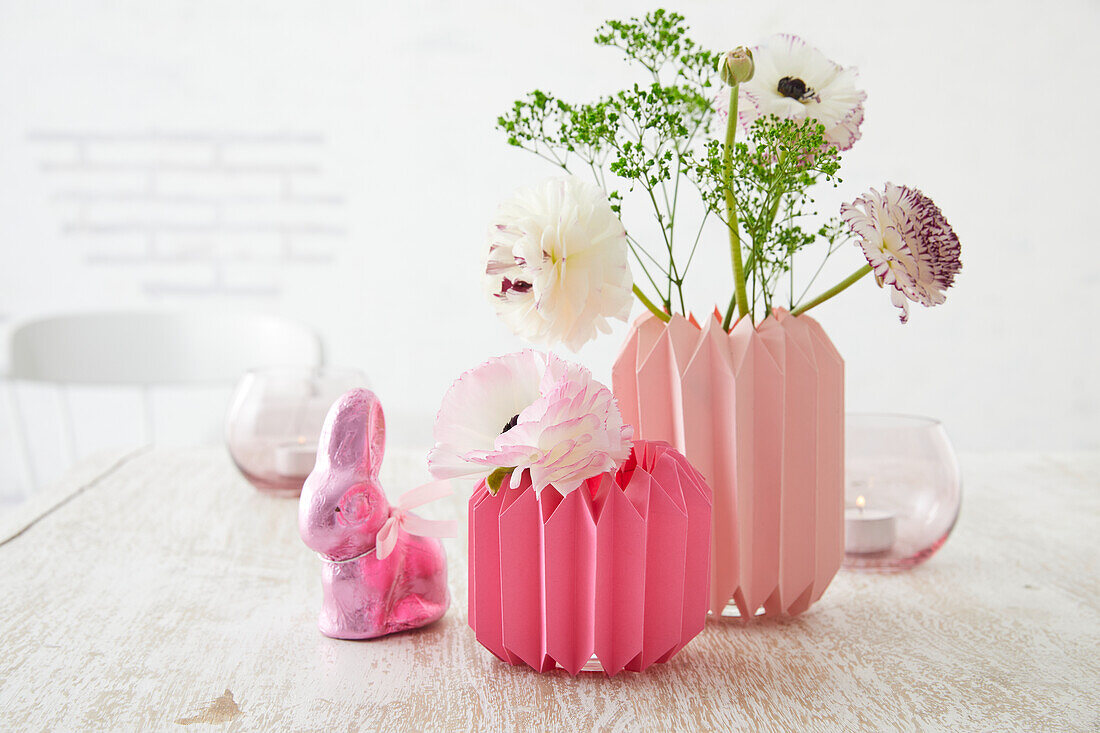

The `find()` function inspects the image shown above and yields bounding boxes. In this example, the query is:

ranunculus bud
[720,47,754,85]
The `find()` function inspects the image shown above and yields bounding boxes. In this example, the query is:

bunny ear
[319,388,386,477]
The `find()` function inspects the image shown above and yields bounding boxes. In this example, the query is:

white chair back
[5,311,324,491]
[10,312,322,384]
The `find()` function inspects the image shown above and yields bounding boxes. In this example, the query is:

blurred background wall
[1,0,1097,492]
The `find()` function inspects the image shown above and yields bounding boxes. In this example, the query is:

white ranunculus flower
[485,176,633,352]
[737,34,866,151]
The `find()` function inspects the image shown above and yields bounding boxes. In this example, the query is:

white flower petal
[485,176,633,351]
[732,34,866,152]
[428,350,544,477]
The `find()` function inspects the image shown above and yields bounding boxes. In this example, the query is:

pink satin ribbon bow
[375,479,459,560]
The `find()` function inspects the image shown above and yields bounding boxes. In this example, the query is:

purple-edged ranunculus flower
[842,183,962,323]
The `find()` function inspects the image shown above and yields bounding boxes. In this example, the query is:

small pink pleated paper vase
[468,439,712,676]
[613,308,844,619]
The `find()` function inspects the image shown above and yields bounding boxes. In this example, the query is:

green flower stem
[722,84,749,328]
[721,290,738,331]
[791,264,872,317]
[634,284,671,322]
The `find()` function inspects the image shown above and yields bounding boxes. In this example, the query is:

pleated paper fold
[612,309,844,618]
[468,440,712,675]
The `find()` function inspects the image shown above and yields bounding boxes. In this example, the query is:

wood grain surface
[0,447,1097,731]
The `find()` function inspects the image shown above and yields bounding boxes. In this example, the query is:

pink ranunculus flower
[428,350,633,497]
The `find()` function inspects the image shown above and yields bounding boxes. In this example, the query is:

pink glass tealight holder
[225,366,369,497]
[843,413,962,571]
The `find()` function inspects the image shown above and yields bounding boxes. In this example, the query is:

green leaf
[486,467,515,495]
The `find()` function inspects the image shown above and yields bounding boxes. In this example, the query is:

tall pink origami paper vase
[468,440,712,675]
[612,309,844,618]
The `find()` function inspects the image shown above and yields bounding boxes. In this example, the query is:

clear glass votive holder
[225,366,369,497]
[844,413,962,572]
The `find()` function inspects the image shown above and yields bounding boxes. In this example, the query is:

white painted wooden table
[1,447,1097,731]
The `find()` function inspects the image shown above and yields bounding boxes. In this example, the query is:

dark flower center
[501,413,520,434]
[777,76,814,101]
[499,277,532,295]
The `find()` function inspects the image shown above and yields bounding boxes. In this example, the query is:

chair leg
[5,380,37,494]
[58,385,78,467]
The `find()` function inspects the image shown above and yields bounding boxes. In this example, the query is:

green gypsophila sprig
[497,10,723,315]
[695,116,841,320]
[498,10,855,325]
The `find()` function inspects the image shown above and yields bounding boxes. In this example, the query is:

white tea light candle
[274,438,317,479]
[844,495,896,554]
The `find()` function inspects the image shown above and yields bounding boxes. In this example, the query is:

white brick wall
[28,129,344,299]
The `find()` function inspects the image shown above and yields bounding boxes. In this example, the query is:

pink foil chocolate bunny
[299,388,452,639]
